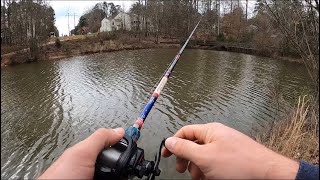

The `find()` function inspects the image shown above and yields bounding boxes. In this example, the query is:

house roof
[102,17,113,21]
[113,11,132,19]
[102,11,134,22]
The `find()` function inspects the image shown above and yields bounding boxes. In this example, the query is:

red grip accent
[134,119,144,129]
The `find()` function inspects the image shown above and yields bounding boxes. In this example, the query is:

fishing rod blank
[94,19,201,180]
[125,20,201,142]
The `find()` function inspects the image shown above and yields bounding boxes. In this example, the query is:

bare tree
[2,0,56,60]
[263,0,319,94]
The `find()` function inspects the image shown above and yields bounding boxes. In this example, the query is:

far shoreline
[1,36,303,68]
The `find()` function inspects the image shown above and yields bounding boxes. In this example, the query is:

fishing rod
[94,19,201,180]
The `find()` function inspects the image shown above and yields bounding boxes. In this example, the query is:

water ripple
[1,49,313,179]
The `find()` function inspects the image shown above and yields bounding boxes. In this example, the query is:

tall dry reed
[256,95,319,165]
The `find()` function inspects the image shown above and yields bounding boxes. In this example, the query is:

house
[100,12,131,32]
[130,14,154,32]
[100,12,154,32]
[50,32,55,37]
[130,14,143,31]
[100,17,113,32]
[246,25,258,33]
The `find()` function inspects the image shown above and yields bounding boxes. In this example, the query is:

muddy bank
[1,48,42,66]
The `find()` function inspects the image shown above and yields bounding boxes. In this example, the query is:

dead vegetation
[256,96,319,165]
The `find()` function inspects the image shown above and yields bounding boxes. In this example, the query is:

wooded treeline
[76,1,317,58]
[1,0,58,52]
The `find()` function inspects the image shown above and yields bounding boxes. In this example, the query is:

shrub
[98,32,118,41]
[55,38,61,48]
[216,33,225,42]
[256,96,319,165]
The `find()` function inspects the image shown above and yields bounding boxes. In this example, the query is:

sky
[47,1,135,36]
[47,0,256,37]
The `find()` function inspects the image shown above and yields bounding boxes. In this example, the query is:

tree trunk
[231,0,233,12]
[217,0,220,35]
[246,0,248,21]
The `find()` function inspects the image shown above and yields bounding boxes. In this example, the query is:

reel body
[94,135,161,180]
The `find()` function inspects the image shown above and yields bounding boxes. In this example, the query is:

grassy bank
[1,33,180,67]
[1,31,306,67]
[256,96,319,165]
[189,45,303,64]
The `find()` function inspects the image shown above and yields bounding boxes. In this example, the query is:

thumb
[165,137,201,162]
[77,128,125,156]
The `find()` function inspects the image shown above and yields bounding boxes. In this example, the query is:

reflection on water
[1,49,312,179]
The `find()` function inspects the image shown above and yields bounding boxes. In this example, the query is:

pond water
[1,49,312,179]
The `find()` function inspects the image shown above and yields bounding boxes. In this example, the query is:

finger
[165,137,202,162]
[188,162,203,180]
[76,128,125,156]
[161,146,172,157]
[174,124,208,144]
[162,139,201,158]
[176,157,188,173]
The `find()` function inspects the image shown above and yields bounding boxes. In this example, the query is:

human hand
[162,123,299,179]
[38,128,125,179]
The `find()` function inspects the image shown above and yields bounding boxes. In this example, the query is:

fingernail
[165,137,177,151]
[113,128,124,134]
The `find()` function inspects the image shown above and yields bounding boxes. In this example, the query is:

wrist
[264,153,299,179]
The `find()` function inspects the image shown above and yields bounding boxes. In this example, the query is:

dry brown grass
[256,95,319,165]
